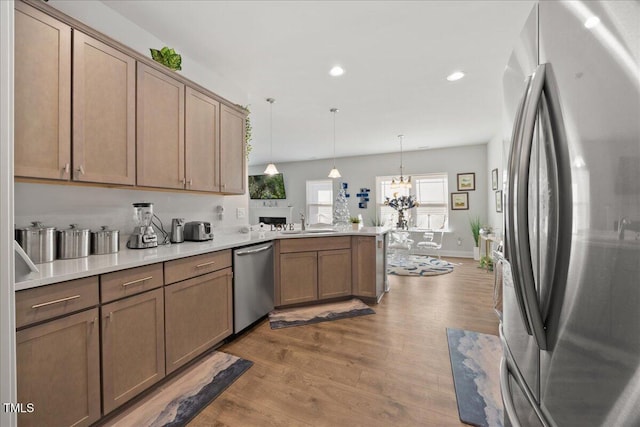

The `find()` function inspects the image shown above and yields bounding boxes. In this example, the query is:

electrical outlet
[457,237,462,246]
[236,208,246,219]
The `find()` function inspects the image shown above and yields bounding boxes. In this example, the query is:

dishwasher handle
[235,243,273,256]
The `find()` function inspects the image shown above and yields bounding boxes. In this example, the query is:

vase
[351,223,360,231]
[473,246,480,260]
[396,211,408,230]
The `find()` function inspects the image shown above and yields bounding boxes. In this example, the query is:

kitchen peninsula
[15,227,388,426]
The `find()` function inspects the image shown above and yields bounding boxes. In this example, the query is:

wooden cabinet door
[14,2,71,180]
[185,87,220,192]
[136,63,185,189]
[219,105,246,194]
[101,288,165,414]
[73,31,135,185]
[352,236,377,298]
[17,308,100,427]
[318,248,352,300]
[280,252,318,305]
[165,268,232,374]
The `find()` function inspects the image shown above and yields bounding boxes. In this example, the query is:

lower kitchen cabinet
[279,251,318,305]
[16,308,101,427]
[352,236,385,299]
[101,288,165,414]
[318,248,352,299]
[165,268,233,374]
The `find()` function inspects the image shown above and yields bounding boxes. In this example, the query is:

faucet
[300,212,306,231]
[618,217,640,240]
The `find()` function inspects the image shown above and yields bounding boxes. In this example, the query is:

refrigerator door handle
[505,75,534,335]
[500,357,523,427]
[515,63,548,350]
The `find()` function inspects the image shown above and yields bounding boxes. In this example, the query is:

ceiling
[101,0,535,166]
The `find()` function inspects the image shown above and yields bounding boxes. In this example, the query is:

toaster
[184,221,213,241]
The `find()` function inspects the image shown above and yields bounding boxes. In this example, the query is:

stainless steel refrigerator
[499,1,640,426]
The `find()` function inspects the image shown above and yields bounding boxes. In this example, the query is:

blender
[127,202,158,249]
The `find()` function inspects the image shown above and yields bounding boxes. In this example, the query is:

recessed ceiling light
[584,16,600,29]
[329,66,345,77]
[446,71,465,81]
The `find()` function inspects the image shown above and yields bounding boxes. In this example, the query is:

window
[377,173,449,229]
[306,180,333,224]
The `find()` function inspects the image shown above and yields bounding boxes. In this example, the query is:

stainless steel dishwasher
[233,242,274,333]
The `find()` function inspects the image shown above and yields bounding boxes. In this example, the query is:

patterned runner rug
[269,298,375,329]
[446,328,504,427]
[112,351,252,426]
[387,255,455,276]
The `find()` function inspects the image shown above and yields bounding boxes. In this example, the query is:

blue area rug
[269,298,375,329]
[387,255,455,276]
[446,328,504,427]
[114,351,252,426]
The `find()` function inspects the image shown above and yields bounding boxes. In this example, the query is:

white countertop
[15,226,389,291]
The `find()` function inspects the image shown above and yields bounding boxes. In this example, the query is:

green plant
[479,255,494,271]
[150,47,182,70]
[243,105,252,159]
[469,216,482,247]
[369,217,384,226]
[349,216,361,224]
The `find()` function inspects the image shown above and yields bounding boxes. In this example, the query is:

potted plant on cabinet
[350,216,362,231]
[470,216,481,260]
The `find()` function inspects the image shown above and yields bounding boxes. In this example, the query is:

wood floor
[190,258,499,426]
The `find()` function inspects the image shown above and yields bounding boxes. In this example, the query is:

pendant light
[263,98,279,175]
[328,107,341,178]
[391,134,411,188]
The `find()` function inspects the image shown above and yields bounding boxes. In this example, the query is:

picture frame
[451,192,469,210]
[457,172,476,191]
[495,190,503,213]
[491,168,498,190]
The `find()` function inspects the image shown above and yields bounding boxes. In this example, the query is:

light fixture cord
[399,135,404,180]
[270,101,274,162]
[333,110,337,167]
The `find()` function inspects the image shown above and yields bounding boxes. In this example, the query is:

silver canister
[15,221,56,263]
[56,224,90,259]
[91,226,120,255]
[170,218,185,243]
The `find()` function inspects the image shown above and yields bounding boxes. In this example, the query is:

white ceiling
[101,0,535,166]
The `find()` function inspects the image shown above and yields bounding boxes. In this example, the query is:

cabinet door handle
[188,179,193,187]
[77,165,85,175]
[106,312,113,323]
[195,260,216,268]
[63,163,70,175]
[31,295,80,309]
[181,178,186,187]
[121,276,153,287]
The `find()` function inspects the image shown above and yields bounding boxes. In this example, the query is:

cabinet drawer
[16,276,99,329]
[101,263,164,303]
[164,249,232,284]
[279,236,351,253]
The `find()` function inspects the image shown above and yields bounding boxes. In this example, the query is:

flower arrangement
[384,193,419,229]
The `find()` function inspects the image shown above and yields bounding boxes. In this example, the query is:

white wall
[486,131,504,238]
[1,1,16,425]
[250,144,488,257]
[13,1,251,239]
[47,0,247,104]
[15,183,249,242]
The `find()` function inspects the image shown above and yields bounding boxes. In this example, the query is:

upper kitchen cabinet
[219,105,246,194]
[73,31,136,185]
[14,2,71,180]
[136,63,185,189]
[185,87,220,192]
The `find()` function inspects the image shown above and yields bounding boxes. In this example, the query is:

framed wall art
[495,190,503,213]
[457,173,476,191]
[491,168,498,190]
[451,192,469,210]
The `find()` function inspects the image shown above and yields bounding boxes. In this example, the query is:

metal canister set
[15,221,120,263]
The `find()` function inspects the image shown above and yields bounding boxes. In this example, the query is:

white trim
[0,1,16,425]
